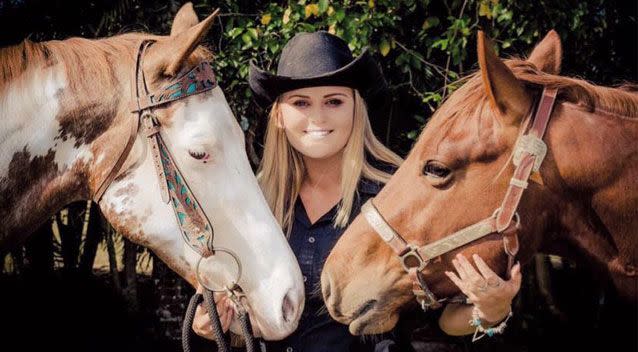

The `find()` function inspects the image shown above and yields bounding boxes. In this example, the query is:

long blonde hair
[257,89,403,234]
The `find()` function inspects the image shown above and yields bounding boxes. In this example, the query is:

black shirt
[264,176,402,352]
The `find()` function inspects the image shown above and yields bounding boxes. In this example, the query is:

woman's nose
[308,108,327,123]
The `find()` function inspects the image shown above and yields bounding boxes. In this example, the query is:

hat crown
[276,31,354,77]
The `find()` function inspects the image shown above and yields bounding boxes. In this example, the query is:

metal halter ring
[400,245,428,272]
[491,208,521,231]
[195,247,243,293]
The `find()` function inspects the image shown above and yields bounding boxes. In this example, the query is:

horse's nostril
[282,291,295,324]
[353,299,377,320]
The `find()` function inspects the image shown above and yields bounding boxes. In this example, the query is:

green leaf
[379,39,391,56]
[318,0,329,13]
[422,16,439,30]
[241,33,252,45]
[228,27,243,39]
[479,2,492,19]
[247,28,258,40]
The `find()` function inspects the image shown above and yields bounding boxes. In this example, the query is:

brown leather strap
[496,88,558,231]
[92,40,153,203]
[129,60,218,113]
[93,110,140,203]
[141,113,170,203]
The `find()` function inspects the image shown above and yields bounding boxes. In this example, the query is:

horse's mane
[433,58,638,129]
[513,59,638,118]
[0,32,214,96]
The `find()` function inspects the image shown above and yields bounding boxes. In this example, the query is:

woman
[192,31,521,351]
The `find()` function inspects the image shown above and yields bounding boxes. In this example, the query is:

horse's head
[322,31,566,334]
[95,4,303,339]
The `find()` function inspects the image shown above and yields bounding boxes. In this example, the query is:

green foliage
[198,0,632,152]
[1,0,634,154]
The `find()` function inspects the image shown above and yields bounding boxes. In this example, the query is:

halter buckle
[513,134,547,172]
[400,245,428,272]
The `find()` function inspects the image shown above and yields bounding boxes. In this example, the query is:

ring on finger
[474,280,488,292]
[487,276,501,287]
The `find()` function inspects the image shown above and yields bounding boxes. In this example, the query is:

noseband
[93,39,255,352]
[361,88,558,311]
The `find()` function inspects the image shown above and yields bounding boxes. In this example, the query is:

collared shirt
[265,176,394,352]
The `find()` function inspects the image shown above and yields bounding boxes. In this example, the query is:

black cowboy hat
[249,31,390,115]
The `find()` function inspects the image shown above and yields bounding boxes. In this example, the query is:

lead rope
[183,291,230,352]
[182,289,258,352]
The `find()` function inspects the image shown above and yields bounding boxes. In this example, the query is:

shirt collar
[292,176,385,228]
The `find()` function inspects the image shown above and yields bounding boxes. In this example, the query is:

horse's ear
[148,8,219,77]
[527,30,562,75]
[477,31,531,127]
[171,2,199,36]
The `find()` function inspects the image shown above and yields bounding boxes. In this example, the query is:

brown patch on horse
[0,147,90,250]
[101,204,149,247]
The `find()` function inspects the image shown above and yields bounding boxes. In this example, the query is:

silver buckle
[400,245,428,272]
[513,134,547,172]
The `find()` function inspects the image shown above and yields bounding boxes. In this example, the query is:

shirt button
[286,347,293,352]
[303,275,307,282]
[308,236,315,243]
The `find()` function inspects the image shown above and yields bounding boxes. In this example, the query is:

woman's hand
[192,285,235,340]
[445,253,522,324]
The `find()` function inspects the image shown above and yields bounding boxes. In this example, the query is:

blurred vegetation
[1,0,635,154]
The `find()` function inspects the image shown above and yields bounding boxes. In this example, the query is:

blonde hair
[257,89,403,234]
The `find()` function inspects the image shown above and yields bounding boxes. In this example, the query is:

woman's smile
[304,129,334,139]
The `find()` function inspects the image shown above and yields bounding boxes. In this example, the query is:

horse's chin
[348,311,399,336]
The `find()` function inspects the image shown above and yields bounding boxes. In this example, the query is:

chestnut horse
[321,30,637,335]
[0,4,304,339]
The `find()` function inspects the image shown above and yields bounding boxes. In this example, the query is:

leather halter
[93,40,220,258]
[361,88,559,311]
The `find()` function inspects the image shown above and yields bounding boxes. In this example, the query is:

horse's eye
[423,161,451,179]
[188,150,209,161]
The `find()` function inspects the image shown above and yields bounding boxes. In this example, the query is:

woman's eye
[326,99,343,106]
[293,100,310,107]
[423,161,451,179]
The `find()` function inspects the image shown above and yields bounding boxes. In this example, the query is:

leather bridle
[361,88,559,311]
[92,39,255,352]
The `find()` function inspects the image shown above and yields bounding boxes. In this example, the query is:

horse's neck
[544,101,638,279]
[0,39,129,249]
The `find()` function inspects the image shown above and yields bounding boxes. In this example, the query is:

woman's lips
[304,129,333,139]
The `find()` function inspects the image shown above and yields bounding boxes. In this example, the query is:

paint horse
[0,3,304,340]
[321,30,637,335]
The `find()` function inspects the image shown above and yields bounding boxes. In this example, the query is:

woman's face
[279,86,355,160]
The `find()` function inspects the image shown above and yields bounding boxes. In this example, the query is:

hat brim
[249,48,389,111]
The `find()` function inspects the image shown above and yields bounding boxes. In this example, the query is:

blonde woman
[192,31,521,352]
